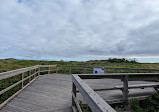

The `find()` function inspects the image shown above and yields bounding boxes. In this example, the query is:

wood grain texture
[1,74,158,112]
[72,75,116,112]
[1,74,72,112]
[0,66,38,80]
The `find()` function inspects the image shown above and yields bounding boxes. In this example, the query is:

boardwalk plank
[1,74,158,112]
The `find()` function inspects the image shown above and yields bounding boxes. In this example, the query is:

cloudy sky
[1,0,159,62]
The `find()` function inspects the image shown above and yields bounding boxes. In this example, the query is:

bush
[130,92,159,112]
[107,58,138,63]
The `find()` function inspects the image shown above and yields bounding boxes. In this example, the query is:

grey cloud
[1,0,159,60]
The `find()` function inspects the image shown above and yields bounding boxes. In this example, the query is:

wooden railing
[0,65,57,109]
[72,74,116,112]
[72,73,159,112]
[1,65,159,111]
[56,65,159,74]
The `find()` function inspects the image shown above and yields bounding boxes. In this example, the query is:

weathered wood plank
[76,83,159,92]
[123,75,128,102]
[72,92,82,112]
[72,75,116,112]
[72,83,76,108]
[0,71,38,96]
[0,65,57,80]
[0,76,38,110]
[56,66,59,74]
[72,106,77,112]
[78,73,159,81]
[115,83,159,89]
[0,66,38,80]
[38,65,57,67]
[1,74,158,112]
[0,80,21,95]
[2,74,72,112]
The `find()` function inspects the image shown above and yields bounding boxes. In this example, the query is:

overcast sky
[1,0,159,62]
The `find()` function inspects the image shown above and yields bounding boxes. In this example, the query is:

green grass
[130,92,159,112]
[80,92,159,112]
[0,58,159,110]
[1,58,159,73]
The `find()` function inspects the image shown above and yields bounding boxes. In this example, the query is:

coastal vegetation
[1,58,159,73]
[0,58,159,111]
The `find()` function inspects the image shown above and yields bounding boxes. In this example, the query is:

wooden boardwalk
[1,74,158,112]
[1,74,72,112]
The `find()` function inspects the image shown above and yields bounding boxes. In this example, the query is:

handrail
[72,74,116,112]
[78,73,159,79]
[57,65,159,75]
[0,65,57,109]
[1,64,157,80]
[58,65,159,71]
[72,73,159,112]
[0,66,38,80]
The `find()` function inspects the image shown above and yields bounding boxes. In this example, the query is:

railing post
[34,69,36,78]
[35,69,37,77]
[35,68,37,77]
[29,70,31,82]
[123,75,129,103]
[48,67,51,74]
[72,83,76,107]
[103,67,105,74]
[56,66,58,74]
[38,67,40,76]
[69,66,72,74]
[27,71,30,83]
[21,73,24,88]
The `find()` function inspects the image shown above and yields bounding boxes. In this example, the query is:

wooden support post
[48,67,51,74]
[123,75,128,103]
[38,67,40,76]
[69,66,71,74]
[154,87,159,92]
[29,70,31,82]
[72,83,76,107]
[27,71,30,83]
[36,68,38,77]
[56,66,58,74]
[19,73,22,89]
[21,73,24,88]
[35,68,37,76]
[34,69,36,78]
[34,68,37,78]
